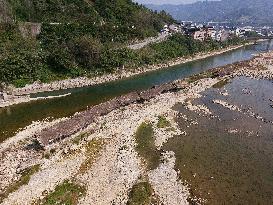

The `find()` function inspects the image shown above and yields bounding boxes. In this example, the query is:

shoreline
[0,78,217,205]
[35,49,273,147]
[0,49,272,204]
[0,93,71,108]
[0,43,254,108]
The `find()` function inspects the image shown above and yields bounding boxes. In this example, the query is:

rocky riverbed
[0,49,272,205]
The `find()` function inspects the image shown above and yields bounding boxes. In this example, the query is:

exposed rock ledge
[37,80,189,146]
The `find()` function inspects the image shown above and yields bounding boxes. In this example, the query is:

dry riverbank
[0,50,272,204]
[0,43,252,108]
[0,78,217,205]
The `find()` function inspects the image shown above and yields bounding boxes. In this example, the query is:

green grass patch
[43,149,56,159]
[12,78,33,88]
[187,74,206,83]
[78,139,105,174]
[135,122,160,170]
[43,153,50,159]
[166,127,176,132]
[127,181,153,205]
[212,79,229,89]
[72,132,88,145]
[157,116,171,128]
[0,164,40,203]
[40,180,86,205]
[187,71,216,83]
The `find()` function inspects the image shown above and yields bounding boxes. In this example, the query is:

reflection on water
[164,77,273,204]
[0,40,273,142]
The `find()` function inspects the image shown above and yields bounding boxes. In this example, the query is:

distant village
[161,21,273,42]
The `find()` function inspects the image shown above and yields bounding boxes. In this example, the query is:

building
[193,29,207,41]
[185,27,207,41]
[186,25,219,41]
[169,24,180,33]
[205,26,217,40]
[210,29,217,40]
[220,30,230,41]
[181,21,193,28]
[242,26,253,32]
[161,24,182,34]
[161,25,169,34]
[234,28,245,38]
[182,22,234,41]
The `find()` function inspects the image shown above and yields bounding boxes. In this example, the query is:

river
[1,40,273,142]
[166,76,273,204]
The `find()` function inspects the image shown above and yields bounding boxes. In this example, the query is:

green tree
[70,35,103,70]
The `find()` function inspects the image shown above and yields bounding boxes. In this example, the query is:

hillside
[146,0,273,26]
[2,0,175,28]
[1,0,174,34]
[0,0,175,86]
[0,0,243,88]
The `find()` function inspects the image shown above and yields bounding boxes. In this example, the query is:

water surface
[164,77,273,204]
[1,41,273,142]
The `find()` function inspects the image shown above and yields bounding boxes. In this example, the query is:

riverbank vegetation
[157,116,171,128]
[40,180,86,205]
[127,181,154,205]
[0,0,245,88]
[134,122,161,170]
[0,164,40,203]
[0,0,174,87]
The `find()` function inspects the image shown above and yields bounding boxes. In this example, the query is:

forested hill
[0,0,243,88]
[0,0,175,86]
[146,0,273,26]
[1,0,173,35]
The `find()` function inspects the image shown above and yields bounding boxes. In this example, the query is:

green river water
[0,40,273,142]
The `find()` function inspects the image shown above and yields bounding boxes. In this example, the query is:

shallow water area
[164,76,273,204]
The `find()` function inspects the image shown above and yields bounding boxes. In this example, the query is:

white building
[242,26,253,32]
[215,29,230,41]
[169,24,179,33]
[161,25,169,34]
[235,28,245,37]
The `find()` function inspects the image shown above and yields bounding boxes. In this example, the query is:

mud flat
[0,49,272,204]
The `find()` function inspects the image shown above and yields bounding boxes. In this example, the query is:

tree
[70,35,103,70]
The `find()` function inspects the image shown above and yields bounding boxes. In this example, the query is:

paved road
[128,33,170,50]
